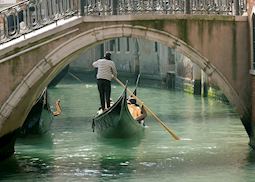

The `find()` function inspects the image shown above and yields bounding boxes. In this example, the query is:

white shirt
[92,59,117,81]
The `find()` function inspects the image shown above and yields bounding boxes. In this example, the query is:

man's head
[129,98,136,105]
[105,52,111,60]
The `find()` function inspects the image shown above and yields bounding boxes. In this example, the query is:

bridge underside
[0,15,253,158]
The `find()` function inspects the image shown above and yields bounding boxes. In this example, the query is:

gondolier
[92,52,117,111]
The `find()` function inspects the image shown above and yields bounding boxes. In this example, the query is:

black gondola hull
[93,88,144,138]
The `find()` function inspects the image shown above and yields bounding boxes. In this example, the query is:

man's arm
[92,61,98,68]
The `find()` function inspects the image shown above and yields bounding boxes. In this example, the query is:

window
[117,38,120,52]
[110,39,115,52]
[126,37,130,52]
[155,42,158,52]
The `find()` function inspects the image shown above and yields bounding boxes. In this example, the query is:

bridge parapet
[0,0,247,44]
[0,0,79,44]
[83,0,246,16]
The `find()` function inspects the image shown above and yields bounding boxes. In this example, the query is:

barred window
[126,37,130,52]
[117,38,120,52]
[110,39,115,52]
[155,42,158,52]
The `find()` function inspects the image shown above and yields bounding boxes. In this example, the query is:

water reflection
[0,133,54,180]
[96,137,145,181]
[98,155,136,181]
[0,75,253,181]
[0,149,54,180]
[16,132,54,147]
[245,149,255,165]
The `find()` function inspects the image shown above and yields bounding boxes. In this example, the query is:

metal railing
[82,0,247,15]
[0,0,79,44]
[0,0,247,44]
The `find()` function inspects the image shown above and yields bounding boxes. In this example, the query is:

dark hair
[105,52,111,60]
[129,98,136,104]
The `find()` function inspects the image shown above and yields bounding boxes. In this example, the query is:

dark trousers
[97,79,111,110]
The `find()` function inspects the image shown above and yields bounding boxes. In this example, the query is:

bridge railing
[83,0,247,16]
[0,0,247,45]
[0,0,79,44]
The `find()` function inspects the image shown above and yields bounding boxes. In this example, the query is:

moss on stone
[131,20,165,31]
[197,20,204,45]
[10,59,20,76]
[208,87,229,103]
[0,34,58,60]
[232,21,237,80]
[176,19,189,43]
[183,83,194,94]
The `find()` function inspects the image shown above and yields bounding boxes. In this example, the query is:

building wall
[69,45,101,72]
[61,31,227,101]
[69,38,173,80]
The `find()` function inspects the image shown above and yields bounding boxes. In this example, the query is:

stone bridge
[0,0,254,158]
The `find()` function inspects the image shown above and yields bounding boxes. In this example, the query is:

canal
[0,75,254,181]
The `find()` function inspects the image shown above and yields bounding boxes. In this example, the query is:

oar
[113,76,180,140]
[68,71,83,83]
[135,74,140,87]
[133,74,140,96]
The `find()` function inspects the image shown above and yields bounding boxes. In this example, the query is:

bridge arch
[0,24,248,136]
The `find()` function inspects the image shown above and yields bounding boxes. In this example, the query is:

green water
[0,78,255,182]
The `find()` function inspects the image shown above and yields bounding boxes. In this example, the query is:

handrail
[0,0,248,45]
[0,0,29,12]
[0,0,79,44]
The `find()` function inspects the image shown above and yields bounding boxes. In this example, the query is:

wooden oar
[113,76,180,140]
[133,74,140,96]
[68,71,83,83]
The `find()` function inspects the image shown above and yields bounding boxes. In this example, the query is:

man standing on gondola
[92,52,117,111]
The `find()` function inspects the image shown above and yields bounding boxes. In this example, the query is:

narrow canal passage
[0,76,254,181]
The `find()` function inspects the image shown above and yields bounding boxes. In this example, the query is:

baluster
[27,2,36,28]
[103,0,107,15]
[162,0,166,13]
[87,0,92,15]
[228,0,233,14]
[34,0,43,28]
[2,13,8,39]
[20,2,29,33]
[60,0,65,16]
[65,0,70,15]
[155,0,163,13]
[0,13,5,42]
[191,0,196,14]
[97,0,103,15]
[89,0,95,14]
[140,0,145,13]
[49,0,56,19]
[126,0,132,13]
[132,0,137,13]
[42,0,49,23]
[174,0,179,14]
[15,4,27,34]
[112,0,118,15]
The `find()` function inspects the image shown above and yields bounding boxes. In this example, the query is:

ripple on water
[1,81,252,182]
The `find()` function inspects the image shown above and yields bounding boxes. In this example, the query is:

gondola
[19,88,55,136]
[92,85,146,138]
